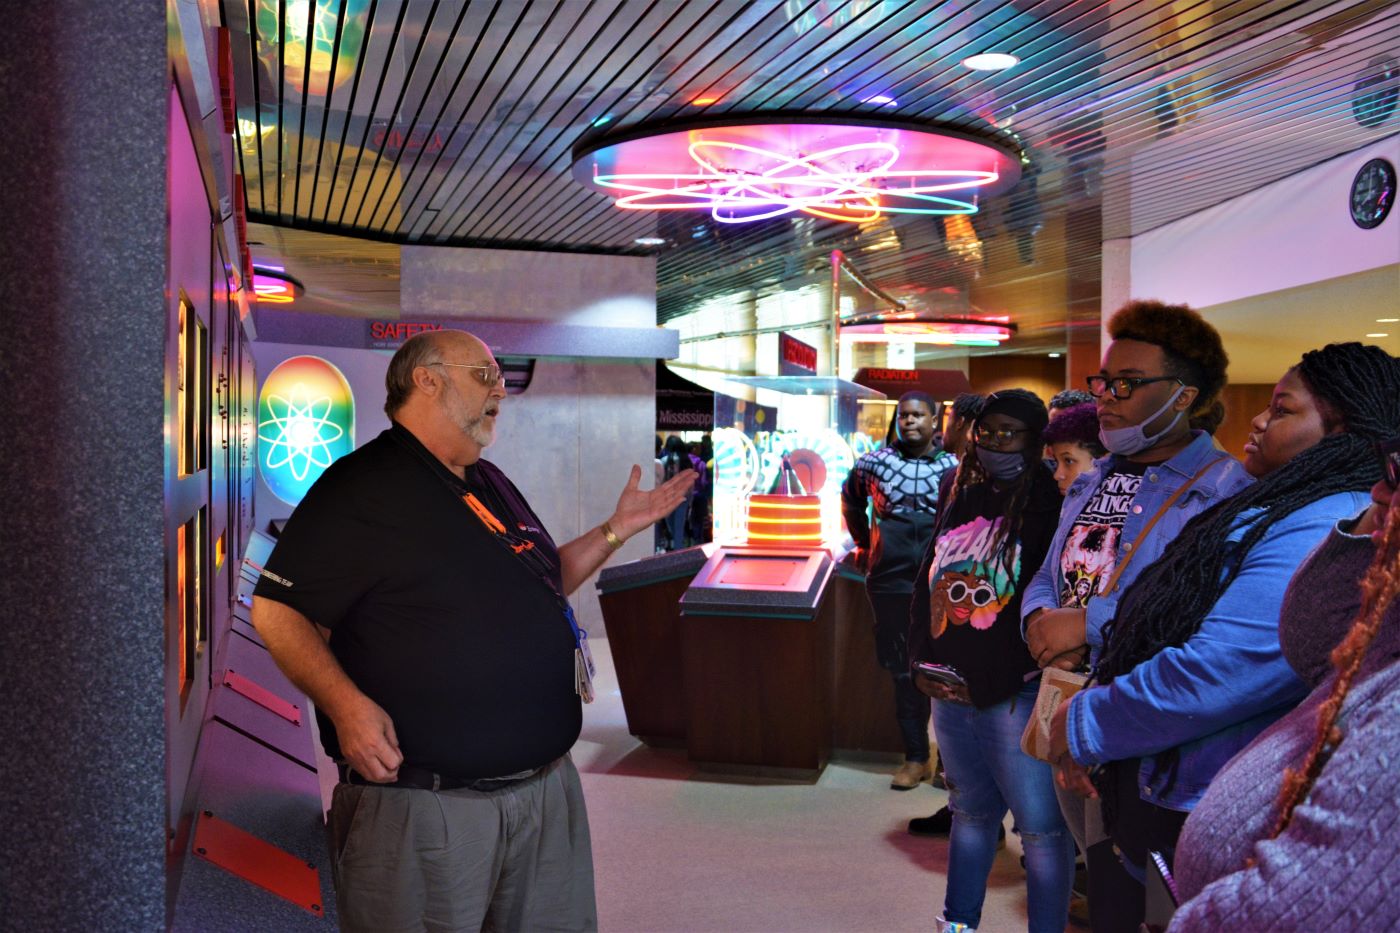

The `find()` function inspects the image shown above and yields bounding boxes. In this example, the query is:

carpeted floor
[575,636,1056,933]
[312,634,1065,931]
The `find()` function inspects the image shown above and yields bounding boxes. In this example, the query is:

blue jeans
[932,684,1074,932]
[662,500,689,550]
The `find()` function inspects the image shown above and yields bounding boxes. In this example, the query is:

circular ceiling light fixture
[251,264,306,304]
[572,114,1021,224]
[839,309,1017,347]
[962,52,1020,71]
[634,236,667,247]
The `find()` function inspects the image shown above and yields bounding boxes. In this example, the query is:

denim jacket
[1068,490,1372,811]
[1021,431,1255,654]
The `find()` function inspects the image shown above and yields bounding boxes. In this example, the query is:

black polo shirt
[253,423,581,778]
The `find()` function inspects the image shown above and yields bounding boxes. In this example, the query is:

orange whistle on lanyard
[462,494,508,535]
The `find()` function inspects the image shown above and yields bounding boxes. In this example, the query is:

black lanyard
[391,429,569,611]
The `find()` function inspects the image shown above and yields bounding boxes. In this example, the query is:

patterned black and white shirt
[842,445,958,594]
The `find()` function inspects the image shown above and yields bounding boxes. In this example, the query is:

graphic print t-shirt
[1059,461,1149,608]
[909,472,1061,707]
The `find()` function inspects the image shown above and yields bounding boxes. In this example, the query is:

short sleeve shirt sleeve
[252,466,381,629]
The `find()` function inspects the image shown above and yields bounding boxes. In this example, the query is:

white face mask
[1097,384,1186,456]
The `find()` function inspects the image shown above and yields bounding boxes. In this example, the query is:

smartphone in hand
[914,662,967,688]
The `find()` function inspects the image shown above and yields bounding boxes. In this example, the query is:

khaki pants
[328,756,597,933]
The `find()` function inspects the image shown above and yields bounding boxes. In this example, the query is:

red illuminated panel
[224,670,302,725]
[714,555,809,587]
[746,494,824,548]
[192,810,325,916]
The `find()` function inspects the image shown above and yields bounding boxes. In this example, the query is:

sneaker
[935,915,977,932]
[890,759,933,790]
[908,808,1007,847]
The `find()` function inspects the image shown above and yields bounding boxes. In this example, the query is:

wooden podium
[596,546,907,778]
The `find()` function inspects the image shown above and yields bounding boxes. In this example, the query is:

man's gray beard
[463,415,494,448]
[441,382,496,448]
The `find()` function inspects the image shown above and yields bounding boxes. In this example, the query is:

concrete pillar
[0,2,168,928]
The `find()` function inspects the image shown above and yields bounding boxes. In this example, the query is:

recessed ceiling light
[1366,332,1390,338]
[634,236,666,247]
[863,94,898,106]
[962,52,1019,71]
[691,95,721,106]
[591,114,614,127]
[1377,318,1399,323]
[1048,352,1062,358]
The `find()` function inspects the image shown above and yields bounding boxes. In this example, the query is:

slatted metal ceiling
[223,0,1399,330]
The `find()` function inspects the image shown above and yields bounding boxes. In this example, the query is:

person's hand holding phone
[914,662,972,704]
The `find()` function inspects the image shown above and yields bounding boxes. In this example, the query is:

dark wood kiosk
[595,546,712,744]
[679,547,835,776]
[597,546,904,779]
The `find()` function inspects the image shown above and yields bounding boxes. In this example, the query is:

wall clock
[1350,158,1396,230]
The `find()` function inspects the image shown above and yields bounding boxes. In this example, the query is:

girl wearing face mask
[1046,343,1397,929]
[908,390,1072,933]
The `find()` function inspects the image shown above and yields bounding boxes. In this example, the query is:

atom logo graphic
[258,382,347,482]
[595,139,998,223]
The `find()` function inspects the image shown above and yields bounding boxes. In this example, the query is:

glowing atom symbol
[257,356,355,505]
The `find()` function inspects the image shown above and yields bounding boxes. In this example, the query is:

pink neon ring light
[571,115,1022,224]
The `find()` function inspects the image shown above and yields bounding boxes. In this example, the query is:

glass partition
[709,375,885,549]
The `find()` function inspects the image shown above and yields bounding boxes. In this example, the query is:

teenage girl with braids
[908,390,1073,933]
[1046,343,1399,925]
[1166,427,1400,929]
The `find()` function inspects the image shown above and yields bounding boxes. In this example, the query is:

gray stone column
[0,2,169,928]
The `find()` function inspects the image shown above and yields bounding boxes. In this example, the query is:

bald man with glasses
[252,330,695,932]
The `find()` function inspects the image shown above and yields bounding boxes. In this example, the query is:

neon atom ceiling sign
[840,312,1017,347]
[257,356,355,505]
[572,117,1022,224]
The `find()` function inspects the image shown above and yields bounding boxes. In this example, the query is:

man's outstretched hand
[609,464,697,540]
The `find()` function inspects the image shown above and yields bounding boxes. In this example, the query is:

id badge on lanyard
[462,492,595,704]
[564,604,596,704]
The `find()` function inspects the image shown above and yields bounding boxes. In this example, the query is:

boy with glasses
[1020,300,1253,930]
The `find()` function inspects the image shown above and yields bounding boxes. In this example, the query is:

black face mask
[975,445,1026,482]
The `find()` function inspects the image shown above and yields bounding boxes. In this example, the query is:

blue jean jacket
[1068,490,1372,811]
[1021,431,1254,653]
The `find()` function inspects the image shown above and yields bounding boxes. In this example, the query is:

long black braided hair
[1094,342,1400,685]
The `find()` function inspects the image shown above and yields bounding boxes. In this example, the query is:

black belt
[337,762,537,792]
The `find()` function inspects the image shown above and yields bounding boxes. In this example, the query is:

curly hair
[1050,389,1094,411]
[1041,402,1105,456]
[1107,300,1230,429]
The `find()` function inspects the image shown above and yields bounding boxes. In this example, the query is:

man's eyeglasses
[1376,436,1400,489]
[973,424,1028,446]
[432,361,503,387]
[1086,375,1183,400]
